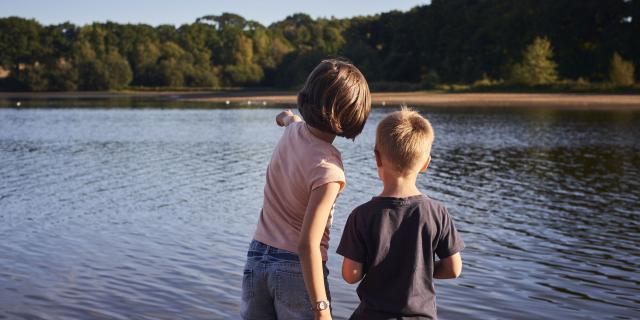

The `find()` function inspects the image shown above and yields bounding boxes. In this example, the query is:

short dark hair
[297,58,371,140]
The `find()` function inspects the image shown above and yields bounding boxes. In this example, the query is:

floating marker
[225,100,230,105]
[247,100,252,105]
[262,101,267,106]
[16,101,21,107]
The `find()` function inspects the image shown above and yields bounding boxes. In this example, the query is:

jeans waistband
[248,240,300,262]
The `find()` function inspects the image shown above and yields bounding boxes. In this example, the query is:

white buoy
[16,101,21,107]
[381,101,386,106]
[247,100,252,105]
[262,101,267,106]
[225,100,230,105]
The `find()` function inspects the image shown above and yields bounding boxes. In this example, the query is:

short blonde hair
[375,108,434,173]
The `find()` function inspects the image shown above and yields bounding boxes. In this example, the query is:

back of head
[376,108,435,174]
[297,58,372,140]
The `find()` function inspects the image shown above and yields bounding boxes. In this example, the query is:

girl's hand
[316,311,332,320]
[276,109,301,127]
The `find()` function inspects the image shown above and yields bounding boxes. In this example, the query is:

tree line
[0,0,638,91]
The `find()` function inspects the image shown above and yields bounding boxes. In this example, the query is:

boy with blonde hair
[337,108,464,320]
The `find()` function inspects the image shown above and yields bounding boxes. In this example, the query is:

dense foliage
[610,52,636,87]
[0,0,638,91]
[508,37,558,86]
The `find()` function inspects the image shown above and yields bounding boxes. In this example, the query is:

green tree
[609,52,635,87]
[18,59,78,91]
[509,37,558,86]
[0,17,43,69]
[223,33,264,85]
[186,50,221,87]
[16,63,48,91]
[46,60,78,91]
[177,22,220,60]
[42,23,77,62]
[154,41,190,87]
[74,38,132,90]
[131,40,161,85]
[196,13,265,85]
[104,50,133,89]
[0,17,45,89]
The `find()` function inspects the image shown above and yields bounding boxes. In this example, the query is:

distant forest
[0,0,638,91]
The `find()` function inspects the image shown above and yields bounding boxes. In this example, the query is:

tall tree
[609,52,636,87]
[509,37,559,86]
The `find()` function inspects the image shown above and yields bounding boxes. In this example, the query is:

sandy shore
[185,91,640,109]
[2,90,640,109]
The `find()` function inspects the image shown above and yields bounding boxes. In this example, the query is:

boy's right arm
[433,252,462,279]
[434,206,464,279]
[276,109,302,127]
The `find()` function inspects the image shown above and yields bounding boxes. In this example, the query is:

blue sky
[1,0,430,26]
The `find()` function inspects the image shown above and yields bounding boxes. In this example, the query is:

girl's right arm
[276,109,302,127]
[298,182,341,320]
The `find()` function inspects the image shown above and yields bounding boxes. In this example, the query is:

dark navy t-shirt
[337,195,465,320]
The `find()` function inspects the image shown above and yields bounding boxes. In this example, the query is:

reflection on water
[0,106,639,319]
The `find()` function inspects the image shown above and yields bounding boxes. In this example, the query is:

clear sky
[1,0,430,26]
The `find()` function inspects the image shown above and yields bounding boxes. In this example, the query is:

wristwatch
[311,300,330,312]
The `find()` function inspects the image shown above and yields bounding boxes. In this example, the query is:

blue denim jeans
[241,240,331,320]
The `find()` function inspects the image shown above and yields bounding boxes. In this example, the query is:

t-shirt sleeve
[435,207,465,259]
[309,158,346,192]
[336,212,366,263]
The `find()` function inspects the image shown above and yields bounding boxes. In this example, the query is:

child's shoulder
[418,194,449,213]
[280,119,304,138]
[415,195,452,222]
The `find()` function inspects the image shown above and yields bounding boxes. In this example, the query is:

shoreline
[2,90,640,109]
[186,92,640,109]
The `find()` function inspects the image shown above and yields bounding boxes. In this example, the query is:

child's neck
[306,123,336,143]
[379,173,422,198]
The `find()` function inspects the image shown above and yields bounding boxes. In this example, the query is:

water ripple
[1,107,639,319]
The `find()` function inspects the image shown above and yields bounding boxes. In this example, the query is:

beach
[3,91,640,109]
[187,91,640,109]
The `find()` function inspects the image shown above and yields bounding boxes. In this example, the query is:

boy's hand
[276,109,301,127]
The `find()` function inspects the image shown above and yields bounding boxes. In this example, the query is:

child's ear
[374,149,382,167]
[419,154,431,173]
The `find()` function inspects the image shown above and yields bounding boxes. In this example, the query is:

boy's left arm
[342,257,364,284]
[434,252,462,279]
[434,207,465,279]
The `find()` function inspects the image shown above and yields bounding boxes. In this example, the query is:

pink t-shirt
[253,121,346,261]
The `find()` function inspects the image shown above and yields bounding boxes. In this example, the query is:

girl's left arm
[298,182,341,320]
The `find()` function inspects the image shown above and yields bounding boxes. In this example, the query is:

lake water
[0,104,639,319]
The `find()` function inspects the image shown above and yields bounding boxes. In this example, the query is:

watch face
[317,300,329,310]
